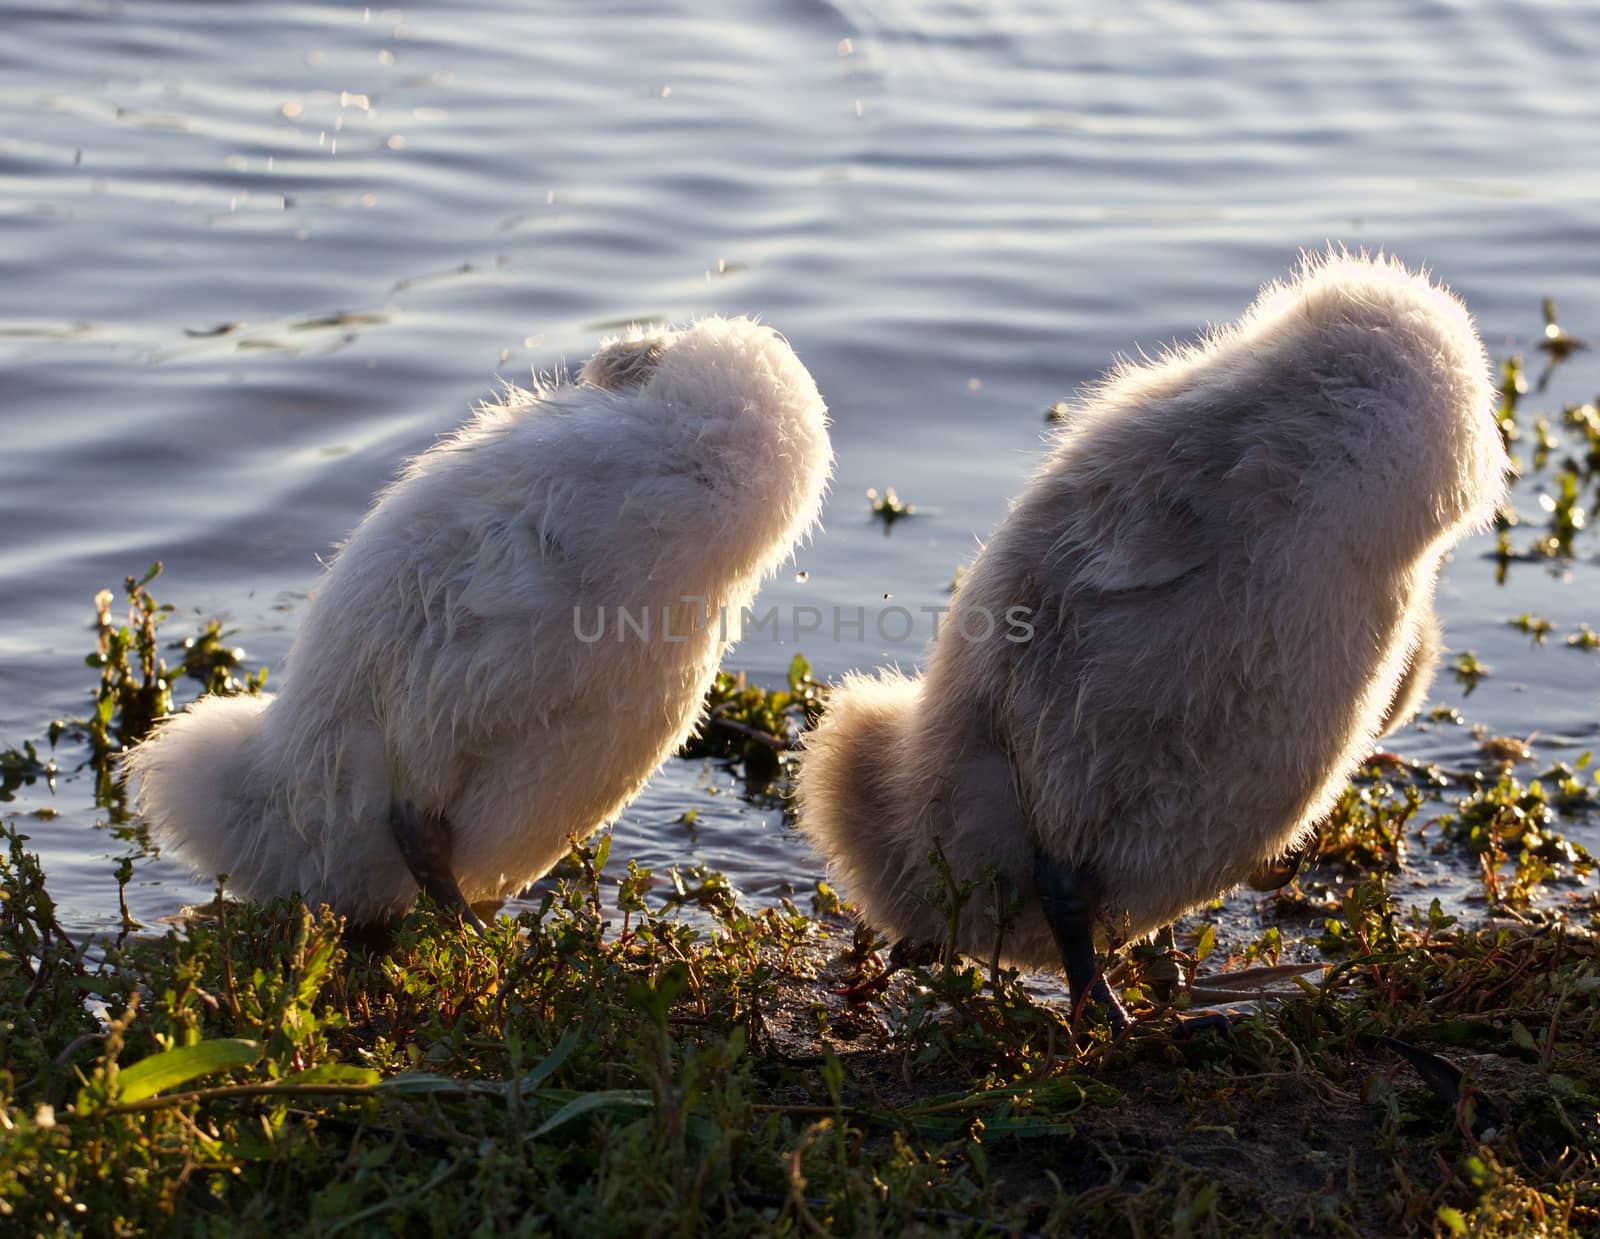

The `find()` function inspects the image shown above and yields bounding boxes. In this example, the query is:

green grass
[2,815,1597,1235]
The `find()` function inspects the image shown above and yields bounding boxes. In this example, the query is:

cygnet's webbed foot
[1169,1008,1245,1038]
[1032,849,1131,1035]
[1246,829,1319,892]
[1140,926,1255,1036]
[390,800,487,934]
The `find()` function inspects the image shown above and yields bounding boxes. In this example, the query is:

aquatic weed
[1494,355,1526,450]
[0,741,56,803]
[1508,612,1555,645]
[1434,772,1597,909]
[866,485,915,531]
[1537,470,1586,558]
[1452,650,1489,694]
[1534,297,1589,392]
[1567,624,1600,652]
[43,565,270,804]
[681,654,825,797]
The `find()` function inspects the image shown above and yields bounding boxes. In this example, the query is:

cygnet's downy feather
[125,317,832,921]
[798,251,1508,965]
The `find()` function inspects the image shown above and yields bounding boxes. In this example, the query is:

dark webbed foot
[1141,926,1254,1035]
[1170,1008,1242,1037]
[390,800,487,934]
[1032,849,1131,1034]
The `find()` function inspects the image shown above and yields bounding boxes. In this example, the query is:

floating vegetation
[1538,470,1587,558]
[1507,612,1555,644]
[1533,415,1559,469]
[1535,297,1589,391]
[85,563,175,760]
[1314,779,1420,874]
[866,485,915,531]
[1491,505,1520,584]
[1494,355,1526,449]
[1568,624,1600,652]
[1477,734,1533,767]
[1564,400,1600,473]
[680,654,826,794]
[1451,650,1488,694]
[1485,299,1600,569]
[2,567,270,807]
[77,565,266,796]
[1436,771,1597,909]
[0,741,55,803]
[173,620,269,698]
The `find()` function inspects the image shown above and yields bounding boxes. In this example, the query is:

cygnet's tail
[121,693,275,890]
[796,670,926,928]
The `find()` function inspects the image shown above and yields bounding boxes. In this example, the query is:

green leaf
[516,1029,582,1095]
[820,1049,844,1106]
[114,1039,261,1103]
[1173,1183,1220,1231]
[1320,951,1409,991]
[279,1064,382,1087]
[902,1114,1076,1140]
[529,1089,653,1139]
[297,933,341,1007]
[1437,1205,1468,1236]
[1195,923,1216,963]
[374,1073,492,1096]
[628,960,690,1026]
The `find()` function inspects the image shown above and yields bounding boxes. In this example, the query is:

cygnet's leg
[1032,850,1131,1033]
[390,800,487,933]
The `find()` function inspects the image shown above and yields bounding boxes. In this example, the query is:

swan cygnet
[124,318,832,927]
[797,253,1509,1029]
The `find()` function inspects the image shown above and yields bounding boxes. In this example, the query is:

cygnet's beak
[1245,830,1318,892]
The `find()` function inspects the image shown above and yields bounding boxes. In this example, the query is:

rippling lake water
[3,0,1598,938]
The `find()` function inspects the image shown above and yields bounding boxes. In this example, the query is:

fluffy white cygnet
[797,252,1509,1015]
[125,317,832,924]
